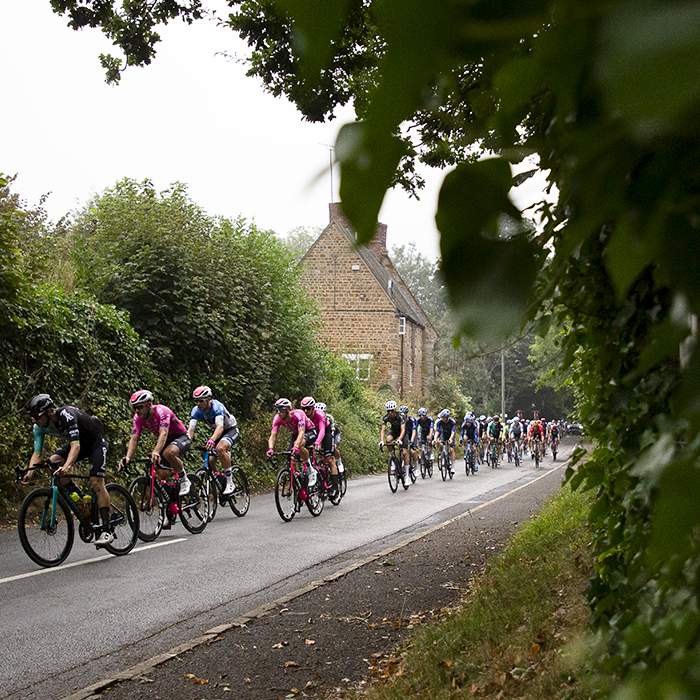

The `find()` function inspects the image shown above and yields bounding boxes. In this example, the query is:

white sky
[2,1,548,261]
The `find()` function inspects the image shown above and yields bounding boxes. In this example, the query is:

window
[342,353,373,381]
[398,316,407,335]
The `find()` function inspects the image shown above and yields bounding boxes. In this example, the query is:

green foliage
[69,178,324,415]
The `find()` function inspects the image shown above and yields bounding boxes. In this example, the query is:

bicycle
[270,451,323,521]
[533,438,543,468]
[489,438,500,469]
[384,442,408,493]
[551,437,559,461]
[311,449,342,506]
[408,443,419,484]
[437,440,453,481]
[193,445,250,522]
[127,459,209,541]
[511,436,523,467]
[15,462,139,568]
[463,439,476,476]
[419,440,433,479]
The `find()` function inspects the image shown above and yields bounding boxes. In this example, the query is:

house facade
[299,203,437,399]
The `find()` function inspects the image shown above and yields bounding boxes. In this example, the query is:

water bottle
[82,494,92,517]
[69,491,81,509]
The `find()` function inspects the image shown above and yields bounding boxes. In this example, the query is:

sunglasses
[133,404,147,412]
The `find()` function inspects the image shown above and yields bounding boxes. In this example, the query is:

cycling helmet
[129,390,153,407]
[480,415,486,421]
[385,400,397,411]
[300,396,316,409]
[26,394,54,417]
[315,402,327,412]
[466,411,474,420]
[494,415,501,422]
[438,409,450,418]
[193,385,212,400]
[275,397,292,410]
[464,414,471,422]
[399,405,409,414]
[417,407,427,416]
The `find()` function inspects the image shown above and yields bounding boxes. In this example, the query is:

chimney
[329,202,388,258]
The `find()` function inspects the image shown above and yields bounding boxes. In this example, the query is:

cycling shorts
[333,429,342,447]
[320,428,334,456]
[216,426,240,447]
[388,431,408,449]
[54,437,108,479]
[288,429,318,450]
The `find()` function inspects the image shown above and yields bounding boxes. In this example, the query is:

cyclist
[528,419,544,460]
[477,415,488,464]
[315,402,346,480]
[22,394,114,547]
[187,385,239,496]
[460,412,479,472]
[435,409,457,476]
[510,415,524,464]
[379,400,408,484]
[121,390,192,497]
[416,407,434,466]
[399,406,419,478]
[487,415,503,467]
[300,396,339,496]
[267,398,318,486]
[548,421,560,453]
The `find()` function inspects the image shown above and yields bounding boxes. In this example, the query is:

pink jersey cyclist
[132,404,188,442]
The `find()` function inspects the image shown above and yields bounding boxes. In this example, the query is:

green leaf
[435,158,540,339]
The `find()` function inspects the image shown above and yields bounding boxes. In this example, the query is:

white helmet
[385,400,397,411]
[130,390,153,407]
[315,402,327,412]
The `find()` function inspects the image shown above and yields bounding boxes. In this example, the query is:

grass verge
[340,484,596,700]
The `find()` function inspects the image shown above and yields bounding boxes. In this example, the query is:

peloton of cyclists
[23,394,115,547]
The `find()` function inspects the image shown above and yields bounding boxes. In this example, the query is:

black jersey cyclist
[22,394,114,547]
[399,406,419,473]
[460,412,479,472]
[435,409,457,475]
[379,400,409,483]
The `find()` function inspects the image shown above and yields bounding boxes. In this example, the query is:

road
[0,440,576,700]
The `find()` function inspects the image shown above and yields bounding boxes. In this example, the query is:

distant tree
[281,225,320,260]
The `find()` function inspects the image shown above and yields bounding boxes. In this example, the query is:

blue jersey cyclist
[460,412,479,471]
[187,385,240,496]
[399,406,420,476]
[435,409,457,476]
[22,393,115,548]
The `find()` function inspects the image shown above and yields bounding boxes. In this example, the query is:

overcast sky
[2,1,548,261]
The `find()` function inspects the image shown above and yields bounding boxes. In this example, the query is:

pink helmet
[300,396,316,409]
[193,385,212,400]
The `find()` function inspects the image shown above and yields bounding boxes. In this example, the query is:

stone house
[299,203,438,400]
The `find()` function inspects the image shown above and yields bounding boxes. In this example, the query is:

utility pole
[501,348,505,420]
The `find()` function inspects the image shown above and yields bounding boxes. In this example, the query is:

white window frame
[342,353,373,381]
[398,316,407,335]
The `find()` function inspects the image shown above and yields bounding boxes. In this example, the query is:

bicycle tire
[427,452,434,478]
[306,485,324,516]
[103,483,139,556]
[195,468,218,523]
[18,488,74,568]
[275,467,296,522]
[388,454,399,493]
[228,467,250,517]
[179,473,208,533]
[128,475,164,542]
[439,451,447,481]
[339,469,347,497]
[409,457,417,484]
[535,444,540,469]
[514,444,520,467]
[420,452,427,479]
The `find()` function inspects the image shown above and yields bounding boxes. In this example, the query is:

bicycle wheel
[275,467,296,522]
[534,445,540,469]
[194,468,218,523]
[18,488,74,568]
[552,443,558,461]
[439,451,447,481]
[103,483,139,556]
[388,454,399,493]
[409,456,417,483]
[179,473,208,533]
[514,443,520,467]
[448,452,454,479]
[306,485,324,516]
[420,451,427,479]
[339,469,347,497]
[427,451,434,478]
[228,467,250,517]
[128,476,164,542]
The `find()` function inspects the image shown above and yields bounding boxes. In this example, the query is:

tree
[68,178,325,414]
[281,225,321,260]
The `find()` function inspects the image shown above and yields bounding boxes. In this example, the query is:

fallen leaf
[531,643,541,655]
[305,639,315,645]
[285,661,299,668]
[184,674,195,679]
[272,641,289,649]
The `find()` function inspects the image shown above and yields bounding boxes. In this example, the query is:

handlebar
[15,461,92,482]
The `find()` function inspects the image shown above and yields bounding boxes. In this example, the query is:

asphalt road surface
[0,439,577,700]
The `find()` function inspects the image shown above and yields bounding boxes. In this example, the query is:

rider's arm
[187,417,198,440]
[293,422,305,450]
[210,414,225,443]
[152,426,169,463]
[380,424,386,443]
[124,433,140,463]
[61,440,81,472]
